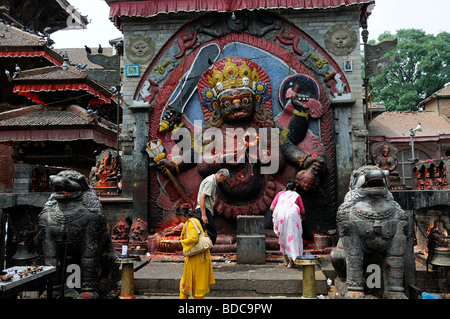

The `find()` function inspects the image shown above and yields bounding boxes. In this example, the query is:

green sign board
[125,64,140,77]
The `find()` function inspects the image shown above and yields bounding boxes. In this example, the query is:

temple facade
[107,0,374,236]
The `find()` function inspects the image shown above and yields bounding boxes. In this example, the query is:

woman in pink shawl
[270,182,305,268]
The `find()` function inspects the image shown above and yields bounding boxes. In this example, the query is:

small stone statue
[129,218,148,254]
[112,217,131,242]
[370,141,400,188]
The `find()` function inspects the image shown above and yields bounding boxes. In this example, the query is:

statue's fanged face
[218,88,255,122]
[50,170,90,201]
[350,165,389,198]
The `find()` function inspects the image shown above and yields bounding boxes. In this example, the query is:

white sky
[52,0,122,49]
[367,0,450,41]
[51,0,450,49]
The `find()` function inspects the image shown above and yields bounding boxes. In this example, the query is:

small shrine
[413,159,448,191]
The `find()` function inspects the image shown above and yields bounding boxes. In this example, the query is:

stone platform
[133,254,331,298]
[124,252,450,299]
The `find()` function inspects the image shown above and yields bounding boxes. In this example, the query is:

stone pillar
[128,103,153,223]
[332,100,368,205]
[236,216,266,264]
[332,103,354,205]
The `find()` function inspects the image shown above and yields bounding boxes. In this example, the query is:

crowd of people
[175,168,311,299]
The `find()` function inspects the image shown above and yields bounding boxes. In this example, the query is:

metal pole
[362,27,370,165]
[115,255,140,299]
[117,88,120,154]
[119,263,135,299]
[295,257,321,299]
[1,215,8,271]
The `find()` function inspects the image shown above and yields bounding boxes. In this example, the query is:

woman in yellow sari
[176,204,215,299]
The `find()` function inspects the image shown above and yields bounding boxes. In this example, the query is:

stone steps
[133,256,329,298]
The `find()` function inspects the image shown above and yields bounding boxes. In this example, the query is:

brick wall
[0,144,15,192]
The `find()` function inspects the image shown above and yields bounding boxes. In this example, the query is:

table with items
[0,265,56,298]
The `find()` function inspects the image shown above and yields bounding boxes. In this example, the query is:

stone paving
[131,254,449,300]
[133,254,330,299]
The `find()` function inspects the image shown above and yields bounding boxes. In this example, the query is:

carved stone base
[334,277,348,297]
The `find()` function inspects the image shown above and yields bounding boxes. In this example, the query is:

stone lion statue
[330,166,408,299]
[39,170,117,297]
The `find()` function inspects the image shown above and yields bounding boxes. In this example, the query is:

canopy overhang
[109,0,375,30]
[0,128,117,148]
[13,83,112,104]
[0,50,63,66]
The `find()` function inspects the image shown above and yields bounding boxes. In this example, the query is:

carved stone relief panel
[125,34,155,64]
[324,24,357,56]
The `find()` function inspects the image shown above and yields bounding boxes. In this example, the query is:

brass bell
[12,243,38,266]
[429,247,450,267]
